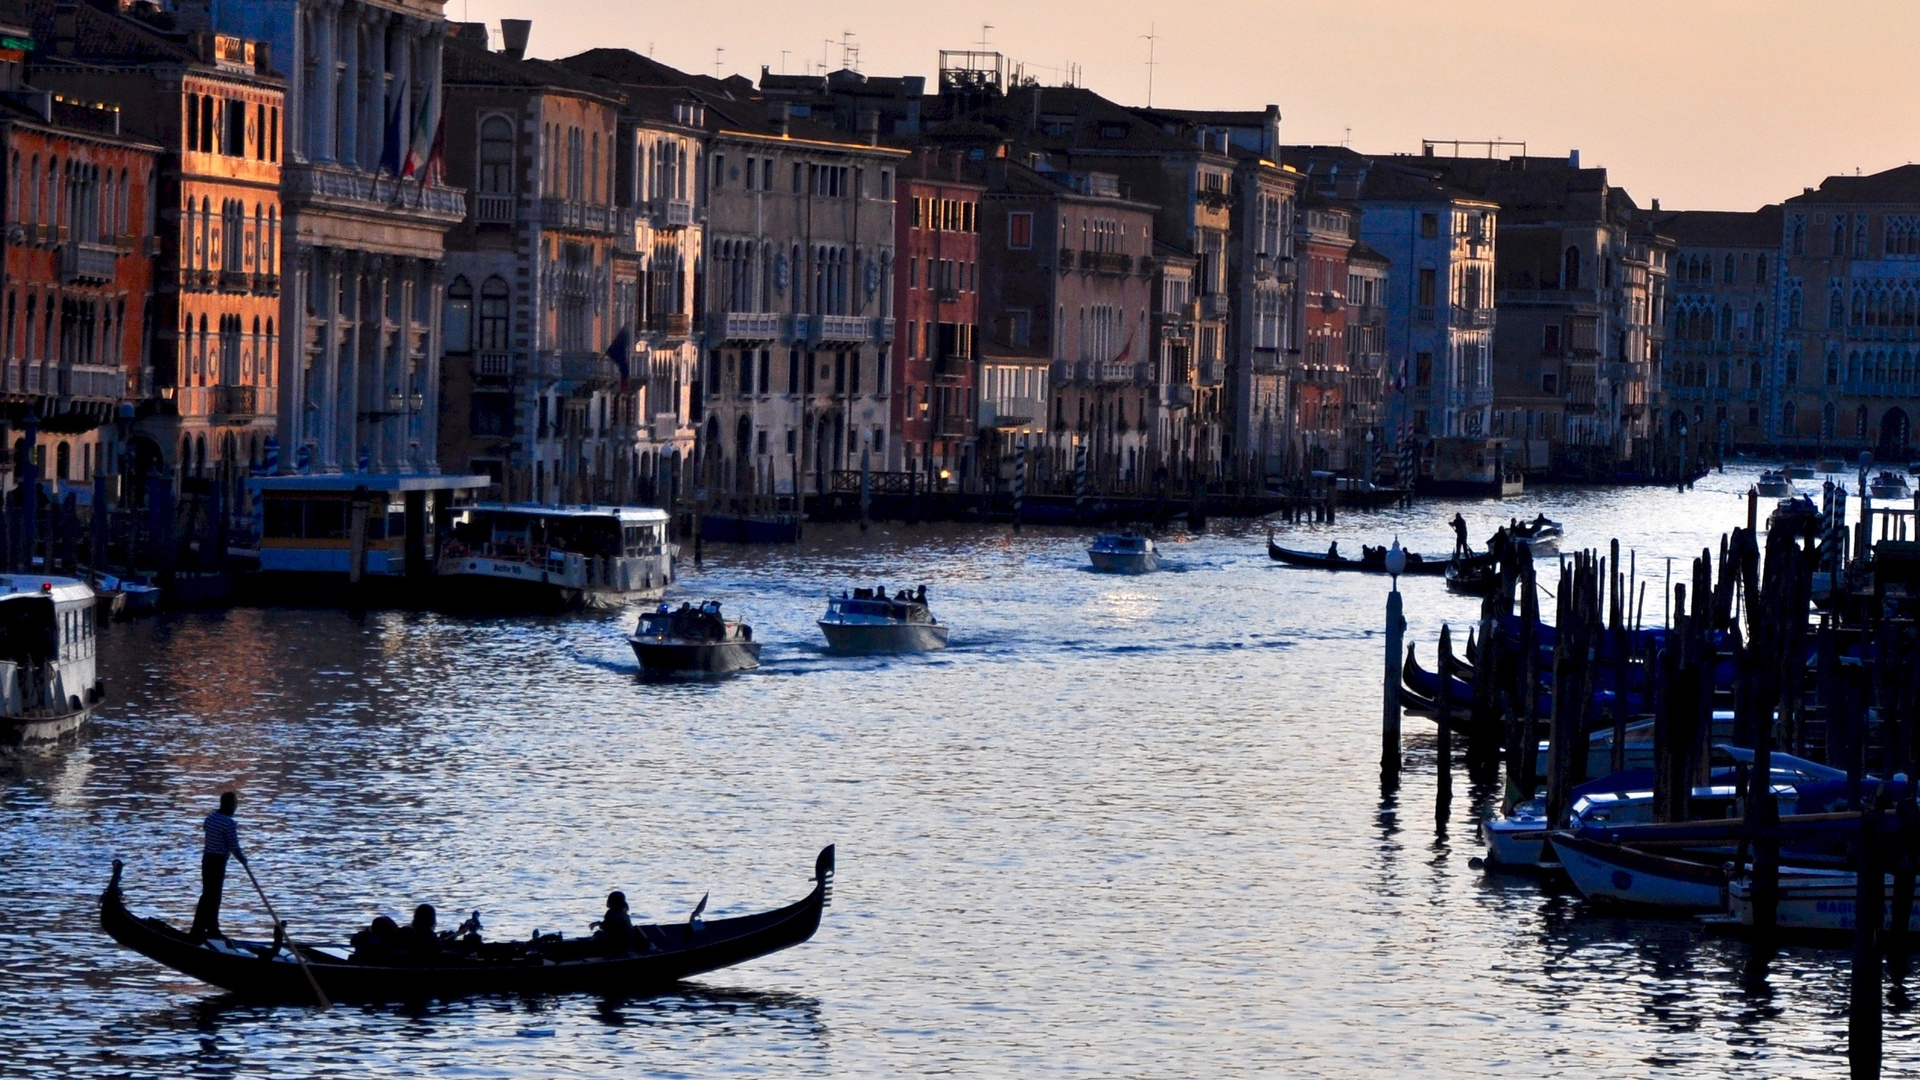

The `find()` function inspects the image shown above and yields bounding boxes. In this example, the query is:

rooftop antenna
[840,30,858,72]
[1344,126,1351,148]
[1141,23,1158,107]
[980,22,994,51]
[713,46,725,80]
[781,49,790,74]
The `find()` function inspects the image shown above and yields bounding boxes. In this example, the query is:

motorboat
[1815,458,1847,475]
[1088,533,1159,574]
[818,587,948,654]
[438,504,675,612]
[1785,462,1817,480]
[1720,867,1920,936]
[1755,470,1796,499]
[0,575,106,747]
[1508,515,1562,556]
[629,601,761,675]
[99,847,833,1001]
[1869,470,1913,501]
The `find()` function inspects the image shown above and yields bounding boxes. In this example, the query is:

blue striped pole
[1013,440,1027,532]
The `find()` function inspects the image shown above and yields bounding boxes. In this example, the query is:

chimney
[769,101,789,137]
[857,108,879,147]
[53,2,77,56]
[1568,148,1580,169]
[499,19,530,61]
[1262,103,1281,160]
[254,40,271,74]
[1651,198,1660,212]
[453,22,489,48]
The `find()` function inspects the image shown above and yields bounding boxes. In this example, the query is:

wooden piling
[1851,794,1886,1080]
[1435,623,1454,829]
[1382,580,1405,787]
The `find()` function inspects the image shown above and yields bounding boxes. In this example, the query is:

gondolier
[190,792,246,942]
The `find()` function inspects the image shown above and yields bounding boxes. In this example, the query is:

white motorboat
[1785,462,1817,480]
[630,601,761,676]
[1508,515,1562,556]
[1088,533,1160,574]
[1721,868,1920,934]
[0,575,106,747]
[1755,470,1795,498]
[818,587,949,655]
[439,504,675,612]
[1869,470,1913,501]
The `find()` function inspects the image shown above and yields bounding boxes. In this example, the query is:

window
[1419,213,1438,239]
[880,169,892,200]
[478,276,509,350]
[762,159,773,190]
[1417,268,1436,310]
[1008,211,1033,249]
[445,276,473,353]
[223,98,245,155]
[1414,351,1432,387]
[478,116,514,194]
[1542,324,1561,354]
[792,162,802,192]
[712,153,724,191]
[1723,253,1735,284]
[1563,247,1580,290]
[1541,372,1558,395]
[1008,310,1031,347]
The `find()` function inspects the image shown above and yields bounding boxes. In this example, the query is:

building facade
[892,151,981,485]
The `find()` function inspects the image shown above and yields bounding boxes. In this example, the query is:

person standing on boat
[190,791,245,942]
[1451,513,1470,557]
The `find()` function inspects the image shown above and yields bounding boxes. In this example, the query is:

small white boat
[629,601,761,676]
[1869,470,1913,501]
[1722,868,1920,934]
[1088,533,1160,574]
[1815,458,1847,475]
[819,587,949,655]
[1508,515,1561,556]
[1785,462,1817,481]
[0,575,106,747]
[1551,832,1730,913]
[1755,470,1795,498]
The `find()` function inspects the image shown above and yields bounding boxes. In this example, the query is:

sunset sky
[458,0,1914,213]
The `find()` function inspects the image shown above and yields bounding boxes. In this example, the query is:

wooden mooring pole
[1382,574,1404,788]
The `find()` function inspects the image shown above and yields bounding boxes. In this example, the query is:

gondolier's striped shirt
[203,810,241,859]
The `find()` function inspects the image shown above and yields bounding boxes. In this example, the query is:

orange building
[27,4,284,507]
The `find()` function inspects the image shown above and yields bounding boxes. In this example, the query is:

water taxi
[1088,533,1159,574]
[630,601,761,675]
[1869,470,1913,501]
[1755,470,1796,498]
[438,505,674,612]
[0,575,105,747]
[818,587,948,654]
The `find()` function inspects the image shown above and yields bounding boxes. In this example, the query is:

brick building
[892,149,980,484]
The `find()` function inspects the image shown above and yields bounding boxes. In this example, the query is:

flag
[401,90,436,178]
[378,94,402,175]
[419,113,446,187]
[605,326,632,387]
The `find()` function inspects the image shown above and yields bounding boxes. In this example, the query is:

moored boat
[1785,462,1817,480]
[818,587,948,654]
[630,601,762,675]
[1550,832,1729,913]
[438,504,675,612]
[1720,868,1920,936]
[1444,553,1499,596]
[1088,533,1160,574]
[99,847,833,1001]
[0,575,105,748]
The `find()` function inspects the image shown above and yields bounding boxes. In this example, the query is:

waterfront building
[1345,241,1390,478]
[1291,195,1356,472]
[892,150,981,486]
[439,21,643,504]
[0,17,158,498]
[559,48,902,501]
[24,2,282,511]
[1147,242,1208,482]
[1418,150,1668,478]
[1648,204,1780,456]
[184,0,467,477]
[1776,166,1920,458]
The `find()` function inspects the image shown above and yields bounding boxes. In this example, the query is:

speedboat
[1815,458,1847,475]
[1785,462,1817,480]
[1509,515,1562,556]
[629,601,761,675]
[819,587,949,654]
[1755,470,1795,498]
[1869,470,1913,500]
[1088,533,1159,574]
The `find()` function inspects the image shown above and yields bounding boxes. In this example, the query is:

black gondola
[1444,553,1500,596]
[1266,536,1450,575]
[99,846,833,1002]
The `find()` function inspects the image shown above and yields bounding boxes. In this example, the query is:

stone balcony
[539,198,630,235]
[282,162,467,225]
[472,193,516,225]
[58,241,117,284]
[652,198,693,228]
[707,311,782,342]
[808,315,871,344]
[473,352,513,378]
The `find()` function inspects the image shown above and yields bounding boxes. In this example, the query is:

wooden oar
[238,860,332,1009]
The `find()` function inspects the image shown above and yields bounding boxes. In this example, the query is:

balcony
[1450,306,1494,329]
[538,198,627,235]
[1198,360,1225,386]
[211,384,259,416]
[473,193,516,225]
[283,162,467,225]
[933,353,972,381]
[707,311,781,342]
[809,315,870,344]
[1250,348,1283,375]
[934,412,973,438]
[218,268,251,293]
[1057,246,1075,274]
[978,399,1039,430]
[659,312,692,340]
[58,241,117,284]
[1165,383,1195,409]
[1254,254,1278,279]
[473,352,513,378]
[873,317,895,342]
[1199,294,1229,320]
[652,197,693,228]
[63,364,122,400]
[254,272,280,295]
[560,351,618,385]
[651,413,682,441]
[1080,250,1132,276]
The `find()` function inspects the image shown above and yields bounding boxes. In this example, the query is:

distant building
[1293,196,1356,471]
[1777,166,1920,458]
[892,150,982,485]
[1649,204,1781,455]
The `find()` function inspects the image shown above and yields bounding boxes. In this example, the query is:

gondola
[99,846,833,1002]
[1266,537,1450,575]
[1444,553,1500,596]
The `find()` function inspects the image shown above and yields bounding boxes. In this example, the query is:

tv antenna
[979,23,994,51]
[1142,24,1158,107]
[713,46,725,80]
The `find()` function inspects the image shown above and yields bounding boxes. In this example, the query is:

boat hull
[1726,872,1920,934]
[818,621,949,654]
[0,702,95,748]
[437,556,670,613]
[1551,833,1727,913]
[1088,550,1159,574]
[630,638,763,675]
[1483,817,1552,869]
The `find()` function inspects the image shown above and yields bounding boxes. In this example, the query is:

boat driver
[189,791,246,943]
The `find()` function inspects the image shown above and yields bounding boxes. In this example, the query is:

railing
[937,287,960,303]
[707,311,781,341]
[934,412,973,438]
[1198,360,1225,386]
[1079,251,1132,275]
[1165,383,1195,408]
[64,364,122,400]
[872,317,896,342]
[978,399,1040,429]
[660,312,692,339]
[653,198,693,228]
[212,384,258,415]
[651,413,681,441]
[219,268,251,293]
[809,315,870,343]
[560,351,617,384]
[283,163,467,222]
[1199,294,1229,319]
[474,352,513,378]
[1450,306,1494,328]
[538,198,629,235]
[1249,348,1283,375]
[254,272,280,295]
[1057,246,1075,273]
[58,241,117,284]
[473,193,516,224]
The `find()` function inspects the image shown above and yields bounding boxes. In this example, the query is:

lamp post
[1382,536,1407,785]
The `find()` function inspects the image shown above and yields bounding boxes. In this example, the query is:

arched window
[1756,253,1767,284]
[1720,304,1733,340]
[1753,303,1764,339]
[1831,291,1846,329]
[1792,220,1805,255]
[478,116,514,195]
[444,276,473,353]
[1834,219,1847,255]
[478,276,509,350]
[1827,348,1840,386]
[1563,246,1580,290]
[1782,400,1797,433]
[55,441,69,482]
[1787,288,1803,329]
[1785,350,1799,385]
[1723,254,1735,284]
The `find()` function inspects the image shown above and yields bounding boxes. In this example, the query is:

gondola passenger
[349,915,402,963]
[595,891,636,954]
[403,904,441,960]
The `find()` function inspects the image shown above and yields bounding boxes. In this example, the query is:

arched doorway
[733,415,752,494]
[1881,407,1912,460]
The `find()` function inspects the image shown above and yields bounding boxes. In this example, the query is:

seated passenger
[349,915,402,963]
[403,903,441,960]
[594,891,636,954]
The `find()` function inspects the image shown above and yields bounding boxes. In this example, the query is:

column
[394,20,415,174]
[421,259,443,472]
[338,13,360,167]
[312,1,338,163]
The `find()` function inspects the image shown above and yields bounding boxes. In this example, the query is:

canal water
[1,465,1909,1077]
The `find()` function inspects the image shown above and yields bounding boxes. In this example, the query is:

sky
[457,0,1920,212]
